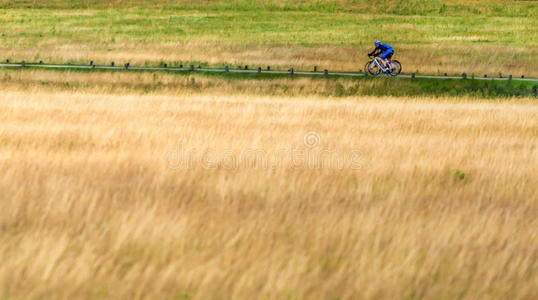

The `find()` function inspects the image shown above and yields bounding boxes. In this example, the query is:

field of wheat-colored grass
[2,69,536,99]
[1,78,537,298]
[1,1,536,298]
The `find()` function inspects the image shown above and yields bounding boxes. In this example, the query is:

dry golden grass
[3,69,535,100]
[1,69,399,97]
[0,82,537,299]
[6,36,537,77]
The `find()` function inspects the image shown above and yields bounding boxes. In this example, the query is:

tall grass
[1,0,536,16]
[1,69,537,98]
[0,81,537,298]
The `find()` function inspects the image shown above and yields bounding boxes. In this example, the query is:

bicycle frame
[372,57,390,72]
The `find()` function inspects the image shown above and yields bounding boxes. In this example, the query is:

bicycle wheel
[364,61,370,74]
[389,60,402,77]
[368,60,381,76]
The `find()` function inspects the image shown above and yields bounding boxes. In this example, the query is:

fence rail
[1,62,537,83]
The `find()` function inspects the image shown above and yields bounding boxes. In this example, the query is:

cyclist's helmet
[375,40,381,47]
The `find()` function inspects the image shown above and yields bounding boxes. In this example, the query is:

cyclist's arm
[368,48,380,56]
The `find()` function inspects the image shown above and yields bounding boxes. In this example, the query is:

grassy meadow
[1,68,537,98]
[1,1,538,299]
[1,71,538,299]
[0,0,536,76]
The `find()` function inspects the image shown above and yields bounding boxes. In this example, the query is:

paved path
[1,63,536,82]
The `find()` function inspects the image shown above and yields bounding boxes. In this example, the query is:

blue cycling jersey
[369,43,393,57]
[379,43,392,52]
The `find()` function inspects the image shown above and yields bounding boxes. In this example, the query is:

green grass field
[0,0,536,76]
[1,0,536,16]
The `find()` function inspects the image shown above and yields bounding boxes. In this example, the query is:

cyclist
[368,40,394,72]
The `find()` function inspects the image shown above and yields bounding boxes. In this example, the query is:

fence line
[0,62,537,82]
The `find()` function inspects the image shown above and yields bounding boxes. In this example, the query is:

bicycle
[366,55,402,77]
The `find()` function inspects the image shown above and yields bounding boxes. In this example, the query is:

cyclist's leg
[380,51,389,69]
[386,51,394,70]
